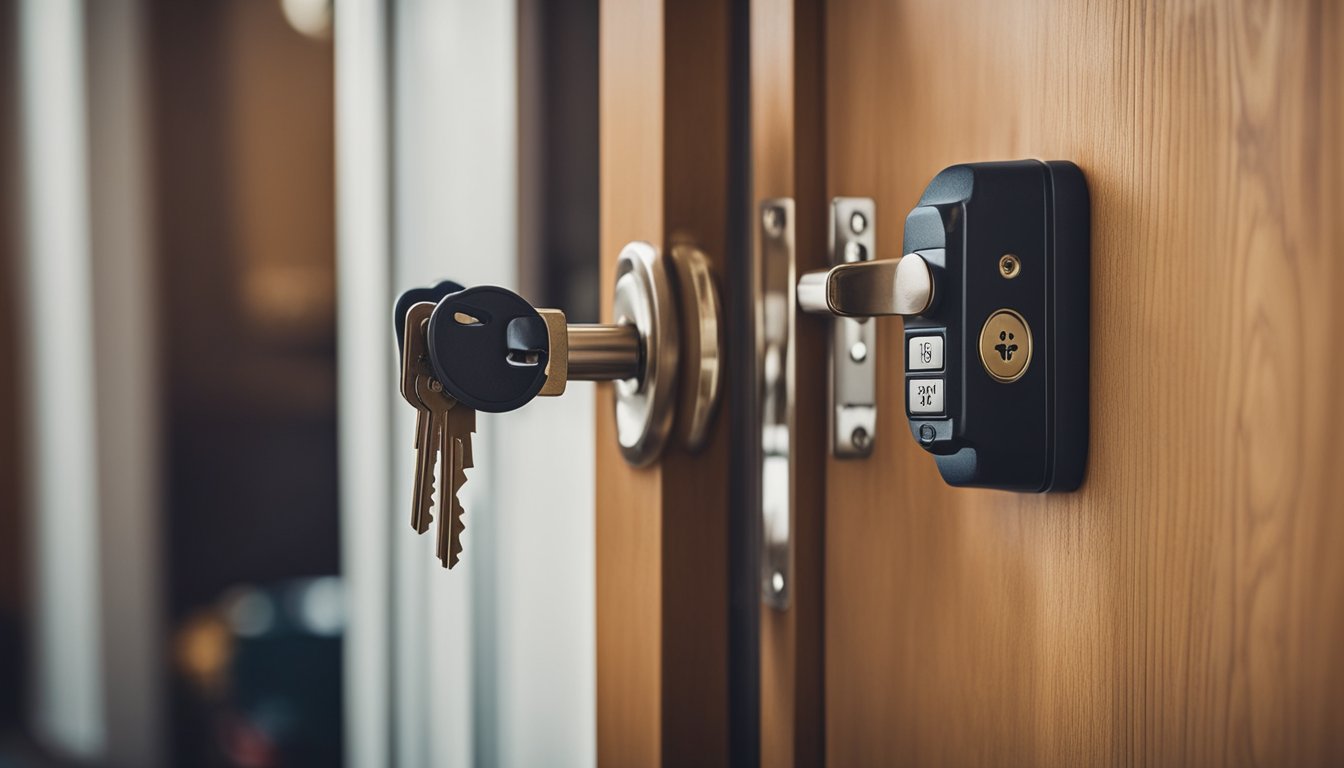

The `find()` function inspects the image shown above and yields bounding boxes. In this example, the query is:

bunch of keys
[393,280,560,569]
[396,282,475,568]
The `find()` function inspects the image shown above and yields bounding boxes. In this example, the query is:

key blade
[439,407,475,569]
[410,410,436,534]
[415,372,455,542]
[447,436,467,568]
[404,303,439,536]
[435,414,456,568]
[459,409,476,469]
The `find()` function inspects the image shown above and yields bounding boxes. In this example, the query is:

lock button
[908,378,945,415]
[977,309,1032,382]
[907,335,944,371]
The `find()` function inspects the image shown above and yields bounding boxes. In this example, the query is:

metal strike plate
[830,198,877,458]
[759,199,794,610]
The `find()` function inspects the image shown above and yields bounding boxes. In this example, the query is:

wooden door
[811,0,1344,766]
[597,1,734,764]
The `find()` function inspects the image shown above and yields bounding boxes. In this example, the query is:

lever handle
[796,252,935,317]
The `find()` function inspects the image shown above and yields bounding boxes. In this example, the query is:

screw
[999,253,1021,279]
[849,211,867,234]
[771,571,785,593]
[851,426,872,451]
[429,379,443,392]
[918,424,936,444]
[763,206,786,237]
[850,340,868,362]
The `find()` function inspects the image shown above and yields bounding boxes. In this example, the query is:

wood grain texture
[751,0,827,765]
[823,0,1344,765]
[597,0,732,764]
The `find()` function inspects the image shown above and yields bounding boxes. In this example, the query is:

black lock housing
[902,160,1090,492]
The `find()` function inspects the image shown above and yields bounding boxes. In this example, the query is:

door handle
[797,250,935,318]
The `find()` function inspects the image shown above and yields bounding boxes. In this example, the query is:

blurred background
[1,0,600,765]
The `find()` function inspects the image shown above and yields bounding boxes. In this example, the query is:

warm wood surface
[751,0,826,765]
[597,0,732,764]
[823,0,1344,765]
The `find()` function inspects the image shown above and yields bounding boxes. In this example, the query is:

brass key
[401,302,438,534]
[415,369,473,568]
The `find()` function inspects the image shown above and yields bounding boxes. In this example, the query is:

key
[415,369,474,568]
[401,302,438,534]
[394,280,464,354]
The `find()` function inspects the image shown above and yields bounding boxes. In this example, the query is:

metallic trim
[829,197,878,458]
[536,309,570,396]
[567,323,641,381]
[668,243,723,453]
[612,241,679,467]
[759,199,794,610]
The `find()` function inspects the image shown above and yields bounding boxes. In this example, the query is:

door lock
[797,160,1091,492]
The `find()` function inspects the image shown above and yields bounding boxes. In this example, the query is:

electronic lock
[795,160,1091,492]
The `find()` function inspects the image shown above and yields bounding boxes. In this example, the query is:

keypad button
[907,335,944,371]
[908,378,944,415]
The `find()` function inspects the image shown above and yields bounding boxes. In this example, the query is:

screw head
[851,426,872,451]
[844,240,867,262]
[429,379,443,392]
[763,206,786,237]
[849,211,867,234]
[849,340,868,363]
[999,253,1021,279]
[918,423,936,444]
[771,571,785,593]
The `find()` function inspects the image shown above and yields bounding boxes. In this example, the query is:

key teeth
[420,466,436,534]
[413,449,436,535]
[447,438,468,569]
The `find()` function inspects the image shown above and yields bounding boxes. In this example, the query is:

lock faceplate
[903,160,1090,492]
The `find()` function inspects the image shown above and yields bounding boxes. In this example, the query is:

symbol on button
[906,335,944,371]
[908,378,944,415]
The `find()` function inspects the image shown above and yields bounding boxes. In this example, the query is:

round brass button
[978,309,1032,382]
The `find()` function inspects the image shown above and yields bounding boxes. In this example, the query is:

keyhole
[454,312,482,326]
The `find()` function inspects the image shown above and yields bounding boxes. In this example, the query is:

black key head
[394,280,466,353]
[427,286,550,413]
